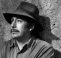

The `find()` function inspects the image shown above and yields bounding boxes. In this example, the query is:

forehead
[12,16,23,20]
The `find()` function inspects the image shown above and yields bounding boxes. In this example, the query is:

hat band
[11,14,36,23]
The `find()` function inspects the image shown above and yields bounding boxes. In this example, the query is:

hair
[26,19,44,39]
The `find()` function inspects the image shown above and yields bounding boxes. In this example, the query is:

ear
[29,26,34,31]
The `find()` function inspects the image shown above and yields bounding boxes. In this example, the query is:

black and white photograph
[0,0,61,58]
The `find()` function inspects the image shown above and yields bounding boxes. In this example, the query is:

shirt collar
[9,37,36,53]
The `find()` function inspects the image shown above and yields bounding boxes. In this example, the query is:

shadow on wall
[39,15,60,43]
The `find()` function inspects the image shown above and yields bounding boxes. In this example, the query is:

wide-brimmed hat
[3,1,44,30]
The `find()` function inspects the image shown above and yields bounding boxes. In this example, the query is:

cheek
[17,23,26,33]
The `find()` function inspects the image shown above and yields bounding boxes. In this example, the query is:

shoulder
[0,40,13,58]
[33,39,54,58]
[35,39,51,48]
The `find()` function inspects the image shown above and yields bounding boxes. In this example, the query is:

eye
[17,19,23,22]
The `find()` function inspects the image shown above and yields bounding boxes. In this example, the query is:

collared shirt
[0,38,54,58]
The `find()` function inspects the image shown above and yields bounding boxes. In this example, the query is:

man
[1,1,54,58]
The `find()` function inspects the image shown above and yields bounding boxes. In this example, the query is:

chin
[12,33,19,38]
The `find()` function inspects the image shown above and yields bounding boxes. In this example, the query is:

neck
[17,38,31,51]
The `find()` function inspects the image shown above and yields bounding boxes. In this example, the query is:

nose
[11,17,16,28]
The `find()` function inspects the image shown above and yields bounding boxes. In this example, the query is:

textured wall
[0,0,61,50]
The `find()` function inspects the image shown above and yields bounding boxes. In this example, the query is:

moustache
[11,29,19,33]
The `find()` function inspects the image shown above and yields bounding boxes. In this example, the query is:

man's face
[11,17,29,40]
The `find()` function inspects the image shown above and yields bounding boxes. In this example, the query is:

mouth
[11,29,19,33]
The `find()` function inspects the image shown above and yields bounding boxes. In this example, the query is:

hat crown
[16,1,39,19]
[3,1,40,25]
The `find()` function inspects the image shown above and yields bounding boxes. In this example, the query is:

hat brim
[3,13,39,24]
